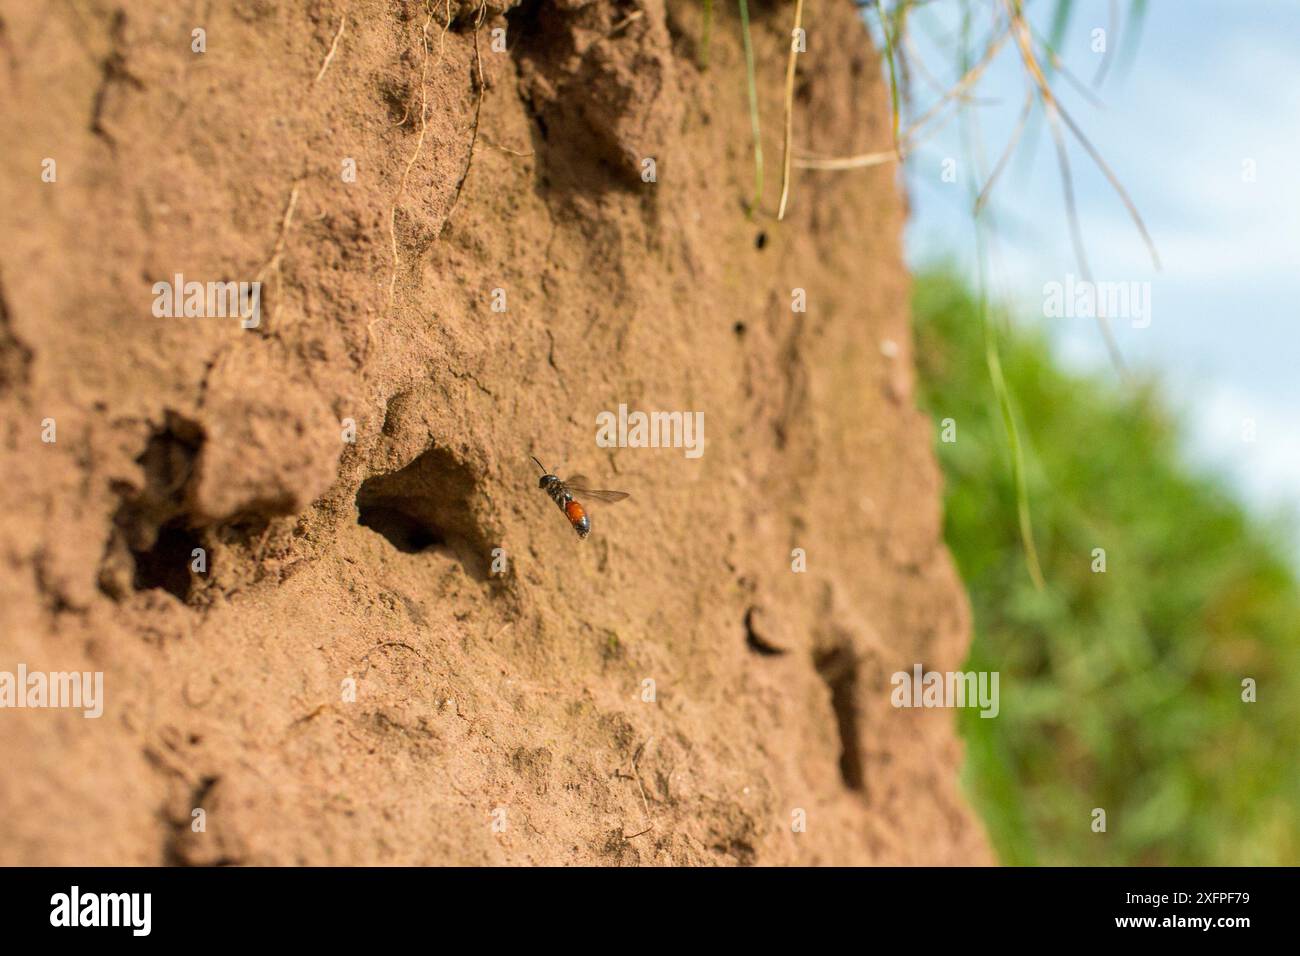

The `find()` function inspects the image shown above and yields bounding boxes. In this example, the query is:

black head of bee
[531,456,557,489]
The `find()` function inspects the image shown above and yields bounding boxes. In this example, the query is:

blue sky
[893,1,1299,530]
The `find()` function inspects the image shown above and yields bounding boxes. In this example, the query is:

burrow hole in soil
[356,505,446,554]
[743,606,785,656]
[102,411,206,602]
[813,646,866,792]
[354,445,489,579]
[131,520,203,600]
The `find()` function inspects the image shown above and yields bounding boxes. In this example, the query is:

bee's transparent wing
[581,489,630,504]
[564,476,629,505]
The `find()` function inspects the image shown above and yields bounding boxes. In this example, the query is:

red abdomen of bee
[564,499,591,538]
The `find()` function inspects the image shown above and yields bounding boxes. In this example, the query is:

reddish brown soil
[0,0,990,865]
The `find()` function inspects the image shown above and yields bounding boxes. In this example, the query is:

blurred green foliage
[912,268,1300,865]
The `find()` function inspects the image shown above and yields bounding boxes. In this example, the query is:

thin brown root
[793,149,896,171]
[480,136,534,158]
[1004,0,1158,271]
[440,2,489,235]
[608,9,643,36]
[1045,97,1127,378]
[1054,101,1161,270]
[776,0,806,221]
[974,88,1033,213]
[1002,0,1152,378]
[254,182,301,285]
[620,737,654,839]
[795,18,1008,174]
[312,11,347,88]
[375,0,449,349]
[251,181,303,328]
[384,3,442,311]
[903,19,1012,144]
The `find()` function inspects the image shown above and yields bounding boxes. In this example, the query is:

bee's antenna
[530,456,548,475]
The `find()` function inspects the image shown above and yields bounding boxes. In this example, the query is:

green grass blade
[874,1,902,150]
[738,0,763,214]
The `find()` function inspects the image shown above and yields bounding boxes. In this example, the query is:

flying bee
[531,456,629,539]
